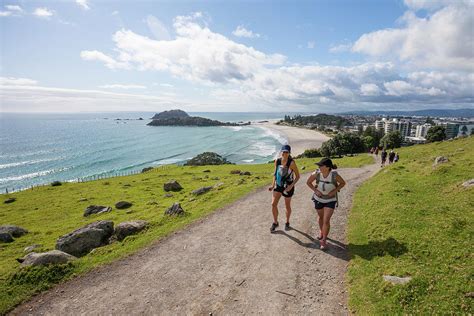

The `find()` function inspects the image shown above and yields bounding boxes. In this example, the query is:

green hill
[348,136,473,314]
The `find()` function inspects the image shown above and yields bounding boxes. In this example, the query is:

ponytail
[331,164,338,170]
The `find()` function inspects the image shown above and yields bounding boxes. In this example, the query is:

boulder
[230,170,241,174]
[184,152,233,166]
[240,171,251,176]
[4,197,16,204]
[383,275,412,285]
[51,181,62,186]
[203,169,211,173]
[165,203,185,216]
[164,180,183,192]
[18,250,76,266]
[56,220,114,257]
[84,205,112,217]
[433,156,449,166]
[141,167,153,173]
[115,201,132,209]
[114,220,148,241]
[0,225,28,237]
[24,244,41,253]
[462,179,474,188]
[0,232,13,243]
[192,186,213,195]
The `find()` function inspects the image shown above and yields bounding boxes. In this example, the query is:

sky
[0,0,473,113]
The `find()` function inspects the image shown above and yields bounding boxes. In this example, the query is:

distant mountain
[339,109,474,118]
[148,110,250,127]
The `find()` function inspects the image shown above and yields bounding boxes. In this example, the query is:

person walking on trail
[388,150,395,164]
[394,152,399,163]
[381,149,387,167]
[269,144,300,233]
[306,158,346,250]
[375,147,379,157]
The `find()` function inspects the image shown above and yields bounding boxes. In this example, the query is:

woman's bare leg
[271,191,282,223]
[284,197,292,223]
[322,207,335,240]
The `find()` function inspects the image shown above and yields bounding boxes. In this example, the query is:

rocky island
[147,110,250,127]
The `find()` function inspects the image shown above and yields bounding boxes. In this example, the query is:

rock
[142,167,153,173]
[0,232,13,243]
[51,181,62,186]
[56,220,114,257]
[164,193,173,198]
[24,244,41,253]
[462,179,474,188]
[78,198,88,202]
[18,250,76,266]
[0,225,28,237]
[383,275,412,285]
[192,186,213,195]
[203,169,211,173]
[433,156,449,166]
[213,182,225,189]
[185,152,233,166]
[115,201,132,209]
[230,170,241,174]
[240,171,251,176]
[164,180,183,192]
[114,220,148,241]
[301,166,306,170]
[151,109,190,120]
[84,205,112,217]
[125,210,133,214]
[4,197,16,204]
[165,203,185,216]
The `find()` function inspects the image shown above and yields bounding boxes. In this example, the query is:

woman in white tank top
[306,157,346,250]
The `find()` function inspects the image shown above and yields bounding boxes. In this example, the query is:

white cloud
[111,10,119,16]
[5,5,23,12]
[232,25,260,38]
[0,11,12,17]
[146,15,171,40]
[33,7,54,18]
[329,42,352,53]
[99,84,147,89]
[352,1,474,71]
[360,83,381,96]
[159,83,174,88]
[80,50,129,69]
[76,0,90,10]
[0,77,38,85]
[307,41,316,49]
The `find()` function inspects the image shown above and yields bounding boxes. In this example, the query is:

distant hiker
[388,150,395,164]
[375,147,379,157]
[370,147,374,154]
[306,158,346,250]
[394,152,399,163]
[381,149,387,167]
[269,145,300,232]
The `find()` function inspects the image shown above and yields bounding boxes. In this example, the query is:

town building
[415,124,431,138]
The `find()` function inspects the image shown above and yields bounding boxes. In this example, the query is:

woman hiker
[268,144,300,233]
[306,158,346,250]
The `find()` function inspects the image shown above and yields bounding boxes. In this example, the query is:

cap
[315,157,333,168]
[281,144,291,153]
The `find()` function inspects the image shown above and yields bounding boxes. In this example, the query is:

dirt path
[12,162,378,315]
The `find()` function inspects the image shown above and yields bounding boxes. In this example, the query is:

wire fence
[2,165,171,195]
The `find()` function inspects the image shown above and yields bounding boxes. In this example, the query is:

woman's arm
[286,161,300,189]
[306,173,323,197]
[268,160,277,191]
[328,174,346,197]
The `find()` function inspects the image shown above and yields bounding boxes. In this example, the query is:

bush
[296,148,322,159]
[380,131,402,149]
[320,132,366,157]
[426,126,446,142]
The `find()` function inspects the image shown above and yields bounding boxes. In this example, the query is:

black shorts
[313,200,337,210]
[274,184,295,198]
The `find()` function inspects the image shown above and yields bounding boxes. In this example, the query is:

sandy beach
[255,120,330,156]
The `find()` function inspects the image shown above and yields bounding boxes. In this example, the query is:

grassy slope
[348,136,474,314]
[0,155,373,314]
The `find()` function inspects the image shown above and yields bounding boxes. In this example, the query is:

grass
[347,136,474,314]
[0,154,373,314]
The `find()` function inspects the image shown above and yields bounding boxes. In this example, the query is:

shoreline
[254,120,330,156]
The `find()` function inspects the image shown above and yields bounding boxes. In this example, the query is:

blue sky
[1,0,473,112]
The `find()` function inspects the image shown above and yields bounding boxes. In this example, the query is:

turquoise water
[0,112,302,192]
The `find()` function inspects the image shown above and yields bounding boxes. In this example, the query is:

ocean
[0,112,302,193]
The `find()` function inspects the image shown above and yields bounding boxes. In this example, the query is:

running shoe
[270,222,279,233]
[285,222,291,231]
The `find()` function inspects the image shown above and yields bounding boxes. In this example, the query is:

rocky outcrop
[165,203,185,216]
[240,171,251,176]
[192,186,213,196]
[0,225,28,237]
[51,181,62,186]
[0,232,13,243]
[141,167,153,173]
[84,205,112,217]
[56,220,114,257]
[4,197,16,204]
[115,201,132,209]
[114,220,148,241]
[151,109,190,120]
[433,156,449,166]
[24,244,41,253]
[164,180,183,192]
[148,110,249,127]
[462,179,474,188]
[18,250,76,266]
[185,152,233,166]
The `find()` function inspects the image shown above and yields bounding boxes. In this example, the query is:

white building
[415,124,431,138]
[375,119,385,131]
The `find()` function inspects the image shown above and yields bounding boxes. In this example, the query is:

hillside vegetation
[0,155,373,314]
[348,136,473,314]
